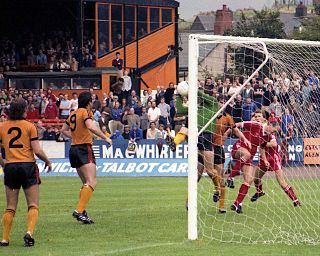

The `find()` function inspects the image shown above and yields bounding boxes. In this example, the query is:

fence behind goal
[188,35,320,244]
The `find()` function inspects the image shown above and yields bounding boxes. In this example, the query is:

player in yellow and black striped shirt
[0,98,52,247]
[61,91,112,224]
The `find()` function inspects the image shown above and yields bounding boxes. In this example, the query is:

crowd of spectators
[201,70,320,139]
[0,30,96,73]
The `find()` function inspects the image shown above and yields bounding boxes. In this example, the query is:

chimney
[214,5,233,35]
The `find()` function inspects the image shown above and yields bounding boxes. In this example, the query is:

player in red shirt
[251,133,301,207]
[229,120,280,213]
[226,110,265,188]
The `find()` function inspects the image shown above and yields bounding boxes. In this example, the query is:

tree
[291,16,320,41]
[225,9,286,39]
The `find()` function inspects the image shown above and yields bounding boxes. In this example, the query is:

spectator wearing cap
[122,125,131,140]
[130,124,143,141]
[110,101,124,134]
[140,106,149,139]
[122,108,140,129]
[98,109,112,133]
[158,97,170,126]
[148,101,161,126]
[242,97,257,121]
[269,96,282,117]
[44,98,59,119]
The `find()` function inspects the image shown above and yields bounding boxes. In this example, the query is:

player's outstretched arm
[61,123,72,139]
[31,140,52,172]
[85,118,112,145]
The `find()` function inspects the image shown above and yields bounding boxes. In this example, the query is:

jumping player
[168,88,224,205]
[0,98,52,247]
[226,110,265,188]
[211,96,251,213]
[251,133,301,207]
[229,120,280,213]
[61,92,112,224]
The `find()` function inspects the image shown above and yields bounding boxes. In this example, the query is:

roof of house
[179,32,217,69]
[190,15,216,32]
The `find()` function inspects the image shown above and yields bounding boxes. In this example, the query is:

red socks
[234,183,250,205]
[284,185,298,203]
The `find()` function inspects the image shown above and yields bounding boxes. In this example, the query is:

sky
[178,0,275,19]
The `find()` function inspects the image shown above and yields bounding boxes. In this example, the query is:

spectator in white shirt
[59,94,71,119]
[147,122,159,139]
[148,101,161,126]
[70,92,78,111]
[228,82,240,97]
[122,70,132,100]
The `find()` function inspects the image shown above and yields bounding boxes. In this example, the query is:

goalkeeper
[167,86,222,204]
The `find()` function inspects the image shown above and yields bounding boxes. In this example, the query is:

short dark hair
[78,91,92,108]
[217,95,227,102]
[9,98,27,120]
[116,52,120,55]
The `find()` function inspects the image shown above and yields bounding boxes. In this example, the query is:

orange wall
[141,58,176,90]
[96,24,175,69]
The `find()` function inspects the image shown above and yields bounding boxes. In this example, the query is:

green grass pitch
[0,177,319,256]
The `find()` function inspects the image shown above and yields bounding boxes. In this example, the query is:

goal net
[188,35,320,245]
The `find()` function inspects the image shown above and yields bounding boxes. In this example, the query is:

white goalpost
[187,34,320,244]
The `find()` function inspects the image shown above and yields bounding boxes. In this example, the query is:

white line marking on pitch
[99,242,181,255]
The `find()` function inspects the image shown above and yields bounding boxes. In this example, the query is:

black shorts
[198,132,213,151]
[4,162,41,189]
[69,144,96,169]
[214,145,226,165]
